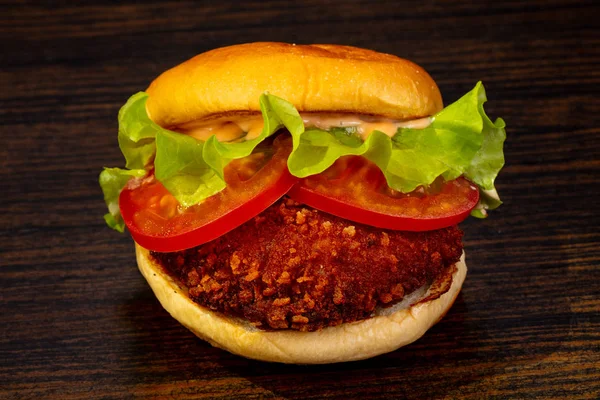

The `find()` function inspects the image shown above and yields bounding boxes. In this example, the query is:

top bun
[145,42,443,128]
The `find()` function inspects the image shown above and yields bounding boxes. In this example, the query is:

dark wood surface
[2,1,599,398]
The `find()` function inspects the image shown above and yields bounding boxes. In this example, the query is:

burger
[100,42,505,364]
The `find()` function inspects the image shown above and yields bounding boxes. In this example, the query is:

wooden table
[2,1,599,398]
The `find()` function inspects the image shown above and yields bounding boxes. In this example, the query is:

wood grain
[1,0,599,398]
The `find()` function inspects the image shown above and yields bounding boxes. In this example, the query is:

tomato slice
[120,136,297,252]
[288,156,479,231]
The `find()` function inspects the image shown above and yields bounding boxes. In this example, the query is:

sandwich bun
[136,244,466,364]
[145,42,443,127]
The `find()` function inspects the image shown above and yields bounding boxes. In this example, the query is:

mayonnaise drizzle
[176,113,432,142]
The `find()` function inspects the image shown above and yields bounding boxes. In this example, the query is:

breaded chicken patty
[151,198,464,331]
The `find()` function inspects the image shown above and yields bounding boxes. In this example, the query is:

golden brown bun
[146,42,443,128]
[135,244,466,364]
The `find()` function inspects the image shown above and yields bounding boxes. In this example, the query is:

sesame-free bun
[136,244,466,364]
[145,42,443,128]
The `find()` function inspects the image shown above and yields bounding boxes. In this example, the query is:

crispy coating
[151,198,463,331]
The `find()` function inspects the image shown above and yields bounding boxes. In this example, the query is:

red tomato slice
[120,136,297,252]
[288,156,479,231]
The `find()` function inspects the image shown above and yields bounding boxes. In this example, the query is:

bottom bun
[136,244,467,364]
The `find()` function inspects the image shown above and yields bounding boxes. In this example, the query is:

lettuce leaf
[471,188,503,218]
[117,92,158,169]
[99,167,145,232]
[102,82,505,231]
[154,130,226,207]
[287,81,506,212]
[153,92,304,206]
[101,91,305,228]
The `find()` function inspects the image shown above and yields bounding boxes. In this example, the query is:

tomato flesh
[121,136,479,251]
[288,156,479,231]
[120,136,297,252]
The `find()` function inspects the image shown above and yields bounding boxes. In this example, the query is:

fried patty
[151,198,464,331]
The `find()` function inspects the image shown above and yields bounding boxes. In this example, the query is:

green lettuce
[286,81,506,215]
[100,92,303,227]
[117,92,158,169]
[154,92,304,206]
[471,188,503,218]
[101,82,505,231]
[99,167,145,232]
